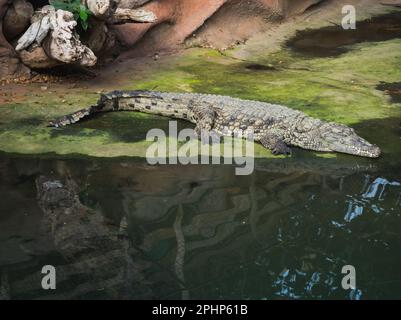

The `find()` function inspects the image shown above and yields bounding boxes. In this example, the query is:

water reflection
[344,176,401,222]
[0,154,400,299]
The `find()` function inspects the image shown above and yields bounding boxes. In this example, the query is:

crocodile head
[293,120,381,158]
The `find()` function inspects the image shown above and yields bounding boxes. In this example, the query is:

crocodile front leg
[260,132,292,155]
[192,103,216,137]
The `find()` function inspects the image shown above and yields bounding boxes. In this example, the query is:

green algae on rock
[0,13,400,161]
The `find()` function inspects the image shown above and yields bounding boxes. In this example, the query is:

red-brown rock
[3,0,34,41]
[112,0,324,56]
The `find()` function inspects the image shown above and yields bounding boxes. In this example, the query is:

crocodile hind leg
[260,132,292,155]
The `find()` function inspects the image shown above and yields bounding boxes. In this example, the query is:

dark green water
[1,10,401,300]
[1,150,401,299]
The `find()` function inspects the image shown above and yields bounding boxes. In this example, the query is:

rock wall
[0,0,30,78]
[260,0,322,17]
[0,0,325,78]
[114,0,324,56]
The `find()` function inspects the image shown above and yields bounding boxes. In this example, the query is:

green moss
[0,34,400,161]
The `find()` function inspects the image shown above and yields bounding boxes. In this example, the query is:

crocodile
[49,90,381,158]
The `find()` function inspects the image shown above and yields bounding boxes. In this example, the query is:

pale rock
[110,7,157,23]
[85,0,113,19]
[116,0,152,9]
[16,6,97,67]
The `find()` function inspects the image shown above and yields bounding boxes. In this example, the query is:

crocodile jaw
[327,140,381,158]
[298,122,381,158]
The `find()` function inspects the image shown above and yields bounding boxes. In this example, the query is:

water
[1,11,401,300]
[286,12,401,57]
[1,152,401,300]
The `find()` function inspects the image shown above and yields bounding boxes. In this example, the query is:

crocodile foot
[271,143,292,155]
[260,133,292,156]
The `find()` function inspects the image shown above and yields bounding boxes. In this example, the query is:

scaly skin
[49,90,381,158]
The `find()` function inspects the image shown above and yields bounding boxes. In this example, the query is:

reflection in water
[0,154,401,299]
[344,177,401,222]
[174,205,189,300]
[34,175,160,299]
[362,177,401,200]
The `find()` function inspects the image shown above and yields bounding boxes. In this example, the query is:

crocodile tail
[48,106,96,127]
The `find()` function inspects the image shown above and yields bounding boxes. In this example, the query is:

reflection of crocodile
[33,175,154,299]
[50,90,381,158]
[2,155,397,299]
[6,175,178,299]
[254,157,377,176]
